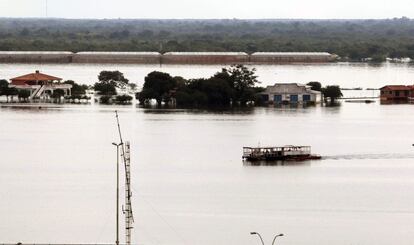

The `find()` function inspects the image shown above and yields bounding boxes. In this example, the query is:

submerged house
[9,70,71,100]
[380,85,414,102]
[261,83,321,104]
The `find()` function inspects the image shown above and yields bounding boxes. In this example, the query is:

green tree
[95,70,129,95]
[0,79,8,96]
[370,54,387,63]
[322,85,343,104]
[186,78,233,106]
[307,81,322,91]
[100,95,112,104]
[94,83,116,95]
[139,71,177,105]
[4,87,18,102]
[18,90,31,102]
[115,94,133,104]
[97,71,129,88]
[64,80,88,95]
[216,64,259,105]
[51,89,65,103]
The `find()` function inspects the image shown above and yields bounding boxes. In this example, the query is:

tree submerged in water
[307,81,322,91]
[138,71,177,105]
[214,64,259,105]
[322,85,343,104]
[94,70,129,95]
[51,89,65,103]
[137,64,260,107]
[18,90,31,102]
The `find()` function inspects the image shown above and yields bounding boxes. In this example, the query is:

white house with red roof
[9,70,72,100]
[380,85,414,102]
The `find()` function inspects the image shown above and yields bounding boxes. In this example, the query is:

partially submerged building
[73,52,161,64]
[162,52,249,64]
[9,70,72,100]
[0,51,73,63]
[250,52,337,63]
[261,83,321,104]
[380,85,414,102]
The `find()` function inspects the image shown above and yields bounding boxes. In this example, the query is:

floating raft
[243,145,321,161]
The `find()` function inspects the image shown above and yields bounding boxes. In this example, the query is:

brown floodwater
[1,102,414,245]
[1,63,414,245]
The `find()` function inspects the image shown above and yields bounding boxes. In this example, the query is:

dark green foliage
[370,54,387,63]
[99,95,112,104]
[214,64,259,105]
[181,78,234,106]
[94,70,128,95]
[64,80,88,95]
[17,90,31,102]
[97,71,129,88]
[322,85,343,104]
[115,94,133,104]
[94,82,116,95]
[51,89,65,102]
[140,65,260,107]
[65,94,91,103]
[51,89,65,98]
[3,87,18,102]
[307,81,322,91]
[139,71,177,105]
[0,80,20,103]
[1,18,414,60]
[0,79,8,95]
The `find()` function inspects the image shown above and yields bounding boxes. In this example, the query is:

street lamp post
[112,142,123,245]
[272,234,284,245]
[250,232,284,245]
[250,232,265,245]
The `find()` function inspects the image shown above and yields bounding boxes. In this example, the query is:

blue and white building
[261,83,322,104]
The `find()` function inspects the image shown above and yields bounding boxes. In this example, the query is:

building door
[274,95,282,102]
[290,94,298,102]
[303,94,311,101]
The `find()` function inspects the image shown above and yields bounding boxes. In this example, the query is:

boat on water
[242,145,321,161]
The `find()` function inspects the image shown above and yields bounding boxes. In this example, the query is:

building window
[395,91,400,96]
[274,95,282,102]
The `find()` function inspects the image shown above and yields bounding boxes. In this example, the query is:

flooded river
[0,63,414,245]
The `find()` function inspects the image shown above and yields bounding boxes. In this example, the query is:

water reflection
[141,106,256,115]
[242,160,313,167]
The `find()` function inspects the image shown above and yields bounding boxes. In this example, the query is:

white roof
[164,52,248,56]
[0,51,73,55]
[264,83,321,94]
[252,52,333,56]
[76,52,161,56]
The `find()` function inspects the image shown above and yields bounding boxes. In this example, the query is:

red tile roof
[10,71,62,82]
[380,85,413,91]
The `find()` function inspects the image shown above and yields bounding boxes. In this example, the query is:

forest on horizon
[1,17,414,61]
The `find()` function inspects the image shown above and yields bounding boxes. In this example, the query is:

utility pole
[112,142,123,245]
[115,111,134,245]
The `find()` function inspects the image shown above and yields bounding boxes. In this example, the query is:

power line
[131,187,189,245]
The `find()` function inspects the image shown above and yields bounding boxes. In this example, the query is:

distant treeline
[1,18,414,60]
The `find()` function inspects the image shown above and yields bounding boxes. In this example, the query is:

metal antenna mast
[115,111,134,245]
